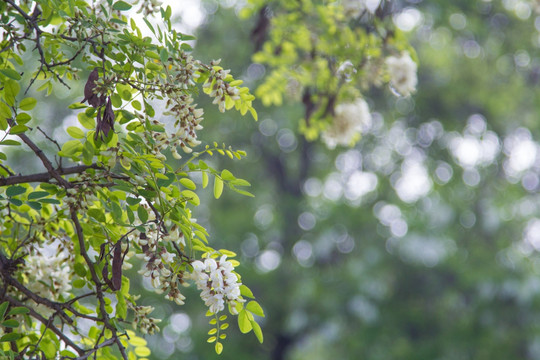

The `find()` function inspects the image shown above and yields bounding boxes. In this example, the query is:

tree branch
[13,127,71,188]
[0,164,101,186]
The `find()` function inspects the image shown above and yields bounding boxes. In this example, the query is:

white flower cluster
[385,51,418,97]
[203,60,241,113]
[161,94,204,158]
[134,224,187,305]
[24,250,72,304]
[322,98,372,149]
[130,304,161,334]
[190,256,244,314]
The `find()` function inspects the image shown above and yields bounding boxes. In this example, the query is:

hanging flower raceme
[190,255,244,314]
[385,51,418,97]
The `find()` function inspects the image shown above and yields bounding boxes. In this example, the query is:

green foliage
[0,0,262,358]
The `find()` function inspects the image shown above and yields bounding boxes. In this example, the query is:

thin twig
[37,126,61,151]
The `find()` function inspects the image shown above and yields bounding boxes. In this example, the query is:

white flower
[24,248,73,317]
[25,252,72,298]
[190,256,244,313]
[322,98,372,149]
[161,250,175,264]
[385,51,418,97]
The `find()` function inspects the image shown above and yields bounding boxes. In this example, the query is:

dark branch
[0,164,101,186]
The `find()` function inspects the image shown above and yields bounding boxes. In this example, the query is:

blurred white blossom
[24,251,72,300]
[342,0,367,19]
[322,98,372,149]
[386,51,418,96]
[342,0,381,18]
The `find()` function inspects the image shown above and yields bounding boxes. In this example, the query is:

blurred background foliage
[11,0,540,358]
[132,0,540,359]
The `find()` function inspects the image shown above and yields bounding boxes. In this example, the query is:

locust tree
[0,0,262,358]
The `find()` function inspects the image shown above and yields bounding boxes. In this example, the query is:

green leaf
[121,276,130,296]
[0,102,11,119]
[180,178,196,190]
[0,140,20,146]
[137,205,149,223]
[15,112,31,125]
[28,191,49,200]
[238,309,252,334]
[134,346,151,357]
[2,319,19,328]
[112,1,132,11]
[0,68,21,80]
[246,301,265,317]
[74,263,86,277]
[126,197,141,206]
[111,93,122,108]
[240,285,255,299]
[221,169,235,181]
[7,307,29,316]
[111,201,123,222]
[6,186,26,197]
[61,139,82,156]
[232,188,255,197]
[67,126,85,139]
[78,112,95,130]
[116,292,127,319]
[82,140,94,165]
[249,107,258,121]
[9,124,27,134]
[59,350,77,358]
[181,190,200,206]
[38,198,60,204]
[19,97,37,110]
[143,18,155,34]
[214,177,224,199]
[231,178,251,187]
[215,342,223,355]
[160,48,168,64]
[88,208,106,222]
[145,50,160,60]
[0,333,21,342]
[202,171,208,188]
[8,198,22,206]
[72,279,86,288]
[4,79,20,106]
[127,206,135,223]
[251,320,264,343]
[27,201,41,210]
[0,302,8,319]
